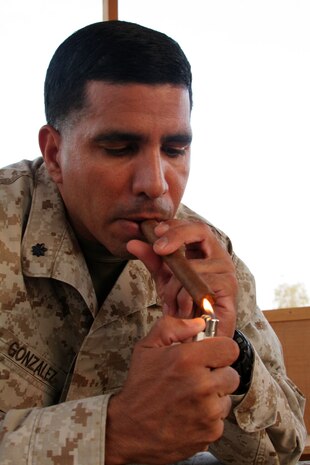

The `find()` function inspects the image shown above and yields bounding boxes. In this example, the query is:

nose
[132,150,169,199]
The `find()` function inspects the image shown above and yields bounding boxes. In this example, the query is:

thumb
[141,315,205,348]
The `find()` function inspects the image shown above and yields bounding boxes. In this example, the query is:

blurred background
[1,0,309,310]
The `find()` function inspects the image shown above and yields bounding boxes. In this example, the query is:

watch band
[231,329,254,395]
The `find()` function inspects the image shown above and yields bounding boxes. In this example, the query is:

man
[0,20,306,465]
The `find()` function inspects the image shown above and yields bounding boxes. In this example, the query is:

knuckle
[230,340,240,361]
[206,401,223,422]
[172,346,193,370]
[205,420,225,443]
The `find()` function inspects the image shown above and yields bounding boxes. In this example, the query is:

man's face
[45,82,191,257]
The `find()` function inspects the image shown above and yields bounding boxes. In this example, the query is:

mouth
[118,215,170,239]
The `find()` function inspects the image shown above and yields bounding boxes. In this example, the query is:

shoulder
[0,158,45,232]
[0,157,44,206]
[0,157,44,186]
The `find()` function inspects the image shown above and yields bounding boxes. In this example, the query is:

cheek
[59,164,95,207]
[169,165,190,202]
[82,170,126,215]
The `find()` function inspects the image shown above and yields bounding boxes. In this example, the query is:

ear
[38,125,63,184]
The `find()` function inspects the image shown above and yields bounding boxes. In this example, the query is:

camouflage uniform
[0,158,306,464]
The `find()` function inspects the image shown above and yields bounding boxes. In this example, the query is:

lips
[116,218,144,239]
[121,209,172,223]
[124,216,166,224]
[117,214,170,240]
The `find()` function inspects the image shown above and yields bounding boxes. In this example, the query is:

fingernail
[154,236,168,250]
[155,222,169,233]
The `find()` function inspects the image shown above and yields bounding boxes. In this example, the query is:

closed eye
[101,143,138,157]
[163,144,189,157]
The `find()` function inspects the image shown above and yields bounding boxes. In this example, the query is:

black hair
[44,20,192,128]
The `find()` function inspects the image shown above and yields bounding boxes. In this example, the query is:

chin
[105,242,135,260]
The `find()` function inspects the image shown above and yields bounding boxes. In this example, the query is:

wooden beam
[263,306,310,322]
[103,0,118,20]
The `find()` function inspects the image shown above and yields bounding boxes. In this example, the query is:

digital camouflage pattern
[0,159,306,464]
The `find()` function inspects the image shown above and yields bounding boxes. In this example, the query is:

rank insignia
[32,243,48,257]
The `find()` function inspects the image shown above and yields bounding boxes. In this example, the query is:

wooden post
[103,0,118,20]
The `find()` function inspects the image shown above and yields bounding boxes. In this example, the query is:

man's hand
[105,316,240,465]
[127,219,238,337]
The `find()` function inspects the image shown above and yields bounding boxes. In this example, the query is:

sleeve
[209,253,307,465]
[0,394,111,465]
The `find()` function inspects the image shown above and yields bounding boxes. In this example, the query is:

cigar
[141,220,215,310]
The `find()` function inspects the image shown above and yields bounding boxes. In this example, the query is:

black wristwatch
[231,330,254,395]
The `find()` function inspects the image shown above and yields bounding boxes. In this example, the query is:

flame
[202,297,214,316]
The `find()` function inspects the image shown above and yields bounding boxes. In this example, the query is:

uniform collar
[22,163,97,314]
[21,162,157,316]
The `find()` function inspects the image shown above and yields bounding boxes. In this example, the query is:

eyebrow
[93,131,192,145]
[163,133,192,145]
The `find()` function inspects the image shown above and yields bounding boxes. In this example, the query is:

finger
[161,278,194,318]
[201,270,237,293]
[127,239,162,274]
[140,315,205,347]
[175,287,194,318]
[185,257,236,276]
[141,319,240,368]
[161,276,183,316]
[153,220,226,259]
[201,392,232,423]
[199,395,231,444]
[195,338,240,369]
[221,394,233,419]
[211,366,240,396]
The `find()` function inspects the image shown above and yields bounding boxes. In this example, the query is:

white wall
[0,0,102,164]
[119,0,310,309]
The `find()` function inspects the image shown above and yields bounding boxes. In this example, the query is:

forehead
[76,81,192,132]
